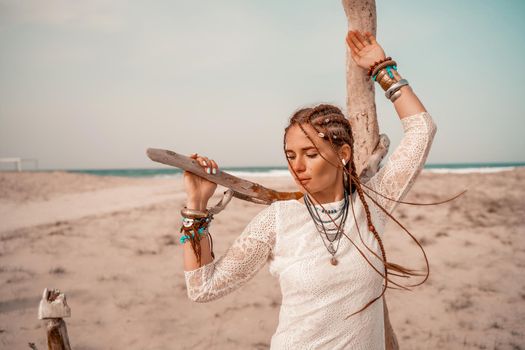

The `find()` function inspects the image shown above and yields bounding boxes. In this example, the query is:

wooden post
[38,288,72,350]
[0,157,22,172]
[341,1,399,349]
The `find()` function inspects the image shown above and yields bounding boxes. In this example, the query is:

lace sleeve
[183,202,277,303]
[365,111,437,216]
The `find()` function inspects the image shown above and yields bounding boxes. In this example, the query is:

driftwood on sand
[37,288,72,350]
[342,0,399,348]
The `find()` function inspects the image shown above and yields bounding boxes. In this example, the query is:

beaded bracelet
[367,56,392,77]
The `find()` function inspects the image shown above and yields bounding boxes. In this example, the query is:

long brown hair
[284,103,463,319]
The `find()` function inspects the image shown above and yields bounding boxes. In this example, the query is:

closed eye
[286,154,317,160]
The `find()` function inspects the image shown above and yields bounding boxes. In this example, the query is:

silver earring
[342,159,347,166]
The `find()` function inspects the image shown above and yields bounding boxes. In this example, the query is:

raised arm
[184,203,277,302]
[364,112,437,215]
[346,30,427,120]
[346,30,437,215]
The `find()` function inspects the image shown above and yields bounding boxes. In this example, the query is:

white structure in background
[0,158,39,171]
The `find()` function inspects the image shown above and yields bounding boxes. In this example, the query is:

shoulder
[243,201,280,235]
[243,199,300,237]
[260,199,299,214]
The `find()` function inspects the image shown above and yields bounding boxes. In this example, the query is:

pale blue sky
[1,0,524,169]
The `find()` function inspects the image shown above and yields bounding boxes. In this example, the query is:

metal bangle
[375,69,388,82]
[379,74,394,90]
[390,90,402,103]
[376,70,390,86]
[377,68,402,91]
[386,82,408,100]
[181,207,209,219]
[385,79,409,99]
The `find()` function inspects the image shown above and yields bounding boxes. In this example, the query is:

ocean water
[67,162,525,178]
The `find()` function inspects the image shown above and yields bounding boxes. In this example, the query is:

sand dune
[0,169,524,349]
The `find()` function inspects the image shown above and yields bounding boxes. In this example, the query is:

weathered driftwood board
[147,148,302,204]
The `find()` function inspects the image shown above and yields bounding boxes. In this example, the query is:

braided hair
[283,103,456,318]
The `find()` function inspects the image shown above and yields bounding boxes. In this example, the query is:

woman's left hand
[346,30,386,70]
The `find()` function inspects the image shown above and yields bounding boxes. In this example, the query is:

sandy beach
[1,169,524,349]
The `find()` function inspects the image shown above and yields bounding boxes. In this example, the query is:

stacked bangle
[181,207,209,219]
[385,79,409,100]
[180,216,211,243]
[371,59,397,79]
[180,215,212,242]
[368,56,410,103]
[179,208,215,259]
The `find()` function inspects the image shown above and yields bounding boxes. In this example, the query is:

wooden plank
[146,148,303,205]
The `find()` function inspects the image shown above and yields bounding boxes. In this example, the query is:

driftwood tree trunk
[342,1,399,349]
[342,0,379,175]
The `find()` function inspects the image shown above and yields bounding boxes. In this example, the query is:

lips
[298,178,311,184]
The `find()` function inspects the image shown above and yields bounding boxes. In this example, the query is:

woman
[180,30,437,349]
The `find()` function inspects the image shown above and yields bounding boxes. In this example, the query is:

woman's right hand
[183,153,219,210]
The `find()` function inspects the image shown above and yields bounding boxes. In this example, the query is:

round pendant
[330,257,338,266]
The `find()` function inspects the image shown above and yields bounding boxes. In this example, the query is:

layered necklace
[304,189,350,266]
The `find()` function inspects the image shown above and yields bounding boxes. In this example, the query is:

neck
[310,187,345,205]
[306,172,346,205]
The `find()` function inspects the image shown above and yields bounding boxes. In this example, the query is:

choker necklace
[304,190,350,266]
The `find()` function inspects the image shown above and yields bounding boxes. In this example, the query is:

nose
[292,156,306,174]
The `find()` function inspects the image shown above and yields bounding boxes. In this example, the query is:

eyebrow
[284,146,317,153]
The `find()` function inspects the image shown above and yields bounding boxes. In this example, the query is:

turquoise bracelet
[372,65,397,81]
[180,227,208,244]
[180,233,192,244]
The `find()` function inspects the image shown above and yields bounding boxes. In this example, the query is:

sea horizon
[15,161,522,178]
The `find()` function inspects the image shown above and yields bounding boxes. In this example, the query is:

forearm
[183,203,277,303]
[390,70,427,120]
[182,199,214,271]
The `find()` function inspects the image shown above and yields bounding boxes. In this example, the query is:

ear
[339,144,352,166]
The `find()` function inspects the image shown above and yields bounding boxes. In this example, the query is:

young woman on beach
[180,30,436,349]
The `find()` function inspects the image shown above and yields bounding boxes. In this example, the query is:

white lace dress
[184,112,437,350]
